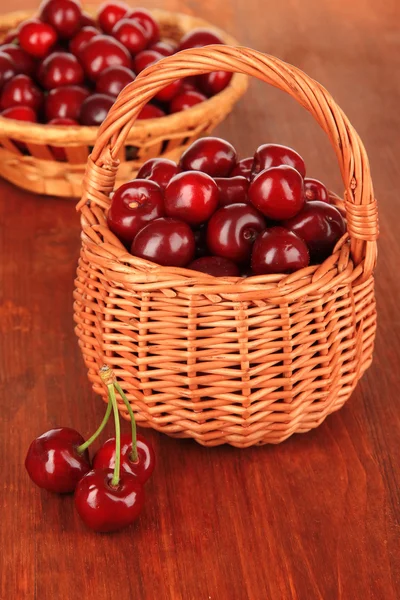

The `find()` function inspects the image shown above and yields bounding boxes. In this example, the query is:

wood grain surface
[1,0,399,598]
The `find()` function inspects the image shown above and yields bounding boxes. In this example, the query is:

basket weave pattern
[74,46,378,447]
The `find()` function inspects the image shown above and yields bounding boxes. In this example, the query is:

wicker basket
[74,45,378,448]
[0,10,247,197]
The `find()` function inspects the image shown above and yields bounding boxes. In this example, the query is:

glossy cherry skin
[197,71,232,96]
[80,93,115,126]
[69,25,98,57]
[18,19,57,59]
[215,176,249,207]
[0,75,43,112]
[179,137,237,177]
[25,427,91,494]
[112,18,148,55]
[93,433,155,484]
[164,171,219,226]
[80,35,131,80]
[282,201,346,263]
[188,255,240,277]
[178,28,224,51]
[156,79,182,103]
[38,52,84,89]
[81,11,96,27]
[96,65,135,97]
[252,143,306,178]
[98,1,130,34]
[137,158,180,190]
[0,52,17,91]
[45,84,90,121]
[230,157,253,179]
[206,203,266,264]
[149,41,177,56]
[133,49,161,73]
[1,105,37,121]
[74,469,145,533]
[137,103,165,119]
[131,217,195,267]
[0,44,36,76]
[107,179,164,245]
[170,89,207,113]
[304,177,329,203]
[248,165,305,220]
[128,8,160,44]
[40,0,82,39]
[251,226,310,275]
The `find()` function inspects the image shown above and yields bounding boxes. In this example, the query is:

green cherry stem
[76,399,112,454]
[108,382,121,487]
[113,381,138,463]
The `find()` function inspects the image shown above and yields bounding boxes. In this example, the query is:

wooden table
[1,0,399,598]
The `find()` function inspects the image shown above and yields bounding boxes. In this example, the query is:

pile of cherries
[107,137,347,276]
[0,0,229,134]
[25,365,155,533]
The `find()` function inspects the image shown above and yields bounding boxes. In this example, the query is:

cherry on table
[1,105,37,122]
[39,0,82,39]
[0,52,17,91]
[0,75,43,112]
[178,28,224,51]
[230,157,254,179]
[304,177,329,203]
[128,8,160,44]
[215,176,249,206]
[164,171,219,226]
[170,89,207,113]
[112,18,148,55]
[149,41,177,56]
[45,84,90,121]
[107,179,164,245]
[251,226,310,275]
[93,432,155,484]
[133,49,161,73]
[96,65,135,97]
[131,217,195,267]
[18,19,57,59]
[197,71,232,96]
[136,158,180,190]
[98,0,130,34]
[248,165,305,220]
[0,44,36,76]
[252,143,306,178]
[38,51,84,89]
[80,34,131,80]
[69,25,98,57]
[137,103,165,119]
[188,255,240,277]
[179,137,237,177]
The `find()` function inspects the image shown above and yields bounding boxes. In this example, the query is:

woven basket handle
[80,45,378,281]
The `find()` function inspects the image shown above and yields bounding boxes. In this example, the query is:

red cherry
[131,217,195,267]
[98,1,130,35]
[0,44,36,76]
[179,137,237,177]
[251,226,310,275]
[197,71,232,96]
[69,25,98,57]
[137,103,165,119]
[164,171,219,226]
[74,469,144,532]
[206,203,266,264]
[188,255,240,277]
[80,93,114,126]
[133,49,161,73]
[48,117,78,160]
[136,158,180,190]
[128,8,160,44]
[180,78,198,93]
[3,29,18,44]
[112,18,148,55]
[96,65,135,97]
[107,179,164,245]
[282,201,346,263]
[1,105,37,122]
[230,157,253,179]
[25,427,91,494]
[40,0,82,39]
[18,19,57,59]
[304,177,329,203]
[0,75,43,112]
[149,41,177,56]
[215,176,249,206]
[248,165,305,220]
[38,52,84,89]
[252,143,306,178]
[81,11,96,28]
[170,89,207,113]
[178,28,224,51]
[0,52,17,91]
[93,433,155,484]
[155,79,182,103]
[45,84,90,121]
[80,35,131,80]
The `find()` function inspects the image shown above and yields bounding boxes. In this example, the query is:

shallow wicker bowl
[74,45,378,448]
[0,10,247,197]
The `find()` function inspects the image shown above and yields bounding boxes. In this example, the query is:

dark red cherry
[197,71,232,96]
[170,89,207,113]
[179,137,237,177]
[128,8,160,44]
[156,79,182,103]
[74,469,144,532]
[133,49,161,73]
[1,105,37,122]
[93,433,155,484]
[80,93,114,126]
[0,75,43,112]
[215,176,249,207]
[188,255,240,277]
[149,40,177,56]
[112,18,148,55]
[18,19,57,58]
[164,171,219,226]
[178,28,224,51]
[98,1,130,34]
[45,84,90,120]
[81,11,96,27]
[0,45,36,76]
[282,201,346,263]
[137,103,165,119]
[48,117,78,160]
[80,35,131,80]
[251,226,310,275]
[69,25,98,57]
[252,143,306,178]
[206,203,266,264]
[136,158,180,190]
[131,217,195,267]
[107,179,164,245]
[96,65,135,97]
[248,165,305,220]
[25,427,91,493]
[38,52,84,89]
[304,177,329,203]
[230,157,253,179]
[39,0,82,39]
[0,52,17,91]
[180,78,198,93]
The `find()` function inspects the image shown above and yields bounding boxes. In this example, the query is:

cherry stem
[108,382,121,488]
[76,399,112,454]
[113,381,138,463]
